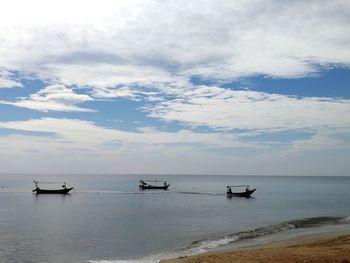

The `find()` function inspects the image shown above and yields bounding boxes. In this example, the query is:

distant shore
[161,231,350,263]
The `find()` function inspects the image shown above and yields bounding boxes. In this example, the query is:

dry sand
[161,234,350,263]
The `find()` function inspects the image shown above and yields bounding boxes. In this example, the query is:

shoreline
[160,229,350,263]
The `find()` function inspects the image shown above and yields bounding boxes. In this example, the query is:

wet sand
[161,233,350,263]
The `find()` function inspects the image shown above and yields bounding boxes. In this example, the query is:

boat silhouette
[226,185,256,197]
[32,181,73,194]
[139,179,170,190]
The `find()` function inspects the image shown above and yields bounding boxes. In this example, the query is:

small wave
[288,216,343,228]
[185,216,347,253]
[190,236,240,252]
[86,252,176,263]
[341,215,350,222]
[76,190,173,195]
[87,215,350,263]
[175,191,225,196]
[76,190,225,196]
[87,259,157,263]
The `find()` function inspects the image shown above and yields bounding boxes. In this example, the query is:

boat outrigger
[139,180,170,190]
[226,185,256,197]
[32,181,74,194]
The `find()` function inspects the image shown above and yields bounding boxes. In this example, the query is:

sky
[0,0,349,175]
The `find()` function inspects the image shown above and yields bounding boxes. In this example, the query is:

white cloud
[0,84,95,112]
[0,0,349,90]
[33,84,93,103]
[0,117,259,173]
[0,1,349,174]
[291,134,347,153]
[0,117,348,175]
[40,63,177,89]
[0,118,348,175]
[92,86,139,100]
[0,117,244,148]
[0,77,22,88]
[145,86,350,133]
[0,69,22,88]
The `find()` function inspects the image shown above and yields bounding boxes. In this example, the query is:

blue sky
[0,0,349,175]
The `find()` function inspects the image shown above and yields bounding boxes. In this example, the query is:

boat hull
[33,187,73,194]
[139,184,170,190]
[227,188,256,197]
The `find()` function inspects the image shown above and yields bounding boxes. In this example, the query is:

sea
[0,174,349,263]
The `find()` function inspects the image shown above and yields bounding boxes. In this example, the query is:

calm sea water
[0,174,350,263]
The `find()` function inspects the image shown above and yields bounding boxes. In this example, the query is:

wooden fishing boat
[32,181,73,194]
[226,185,256,197]
[139,180,170,190]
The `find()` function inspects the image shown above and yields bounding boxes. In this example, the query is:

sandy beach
[161,233,350,263]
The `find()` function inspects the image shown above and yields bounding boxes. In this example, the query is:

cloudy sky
[0,0,349,175]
